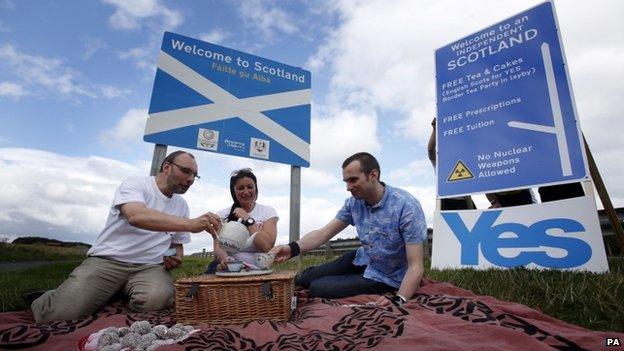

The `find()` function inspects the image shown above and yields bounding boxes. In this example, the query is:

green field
[1,244,622,332]
[0,243,88,262]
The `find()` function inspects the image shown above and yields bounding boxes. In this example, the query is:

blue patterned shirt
[335,184,427,288]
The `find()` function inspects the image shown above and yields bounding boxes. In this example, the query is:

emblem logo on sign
[250,137,270,159]
[197,128,219,151]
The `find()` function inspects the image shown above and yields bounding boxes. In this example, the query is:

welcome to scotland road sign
[435,1,588,197]
[144,32,312,167]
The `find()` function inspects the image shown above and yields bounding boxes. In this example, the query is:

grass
[0,261,84,312]
[1,249,622,333]
[426,257,624,333]
[0,243,88,262]
[0,254,327,312]
[170,255,328,279]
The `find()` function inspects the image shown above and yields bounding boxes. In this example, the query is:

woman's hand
[216,256,232,271]
[233,207,251,220]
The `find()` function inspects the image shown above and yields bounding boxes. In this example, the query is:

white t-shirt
[217,203,278,263]
[87,176,191,264]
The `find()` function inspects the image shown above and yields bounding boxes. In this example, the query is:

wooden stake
[584,135,624,254]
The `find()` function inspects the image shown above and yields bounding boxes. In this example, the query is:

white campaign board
[432,195,609,272]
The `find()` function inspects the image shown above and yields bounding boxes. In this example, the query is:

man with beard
[271,152,427,307]
[31,151,222,323]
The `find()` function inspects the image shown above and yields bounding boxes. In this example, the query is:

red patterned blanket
[1,280,620,350]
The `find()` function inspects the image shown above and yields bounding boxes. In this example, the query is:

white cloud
[199,30,230,45]
[105,0,183,72]
[393,90,437,142]
[0,147,350,254]
[312,1,436,112]
[118,45,155,71]
[100,108,148,145]
[81,37,108,60]
[0,44,94,98]
[100,85,131,98]
[0,44,128,100]
[310,109,382,171]
[0,81,26,100]
[309,0,624,209]
[312,0,624,140]
[387,158,435,185]
[238,0,298,43]
[306,30,339,72]
[0,148,140,242]
[103,0,183,31]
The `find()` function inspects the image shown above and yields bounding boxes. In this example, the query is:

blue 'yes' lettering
[441,211,592,268]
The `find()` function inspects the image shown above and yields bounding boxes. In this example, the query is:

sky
[1,0,622,254]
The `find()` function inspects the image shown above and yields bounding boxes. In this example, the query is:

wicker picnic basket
[174,271,296,325]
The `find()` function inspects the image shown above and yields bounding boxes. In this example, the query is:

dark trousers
[496,190,533,207]
[204,259,219,274]
[539,183,584,202]
[295,250,395,299]
[441,196,476,210]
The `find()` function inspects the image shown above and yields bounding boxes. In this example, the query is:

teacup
[226,261,244,272]
[255,253,276,269]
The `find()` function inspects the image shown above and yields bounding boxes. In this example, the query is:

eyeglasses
[168,162,201,180]
[230,168,253,178]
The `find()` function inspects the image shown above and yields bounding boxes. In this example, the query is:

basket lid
[175,271,296,285]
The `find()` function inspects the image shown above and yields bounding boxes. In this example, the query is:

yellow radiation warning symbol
[447,160,474,182]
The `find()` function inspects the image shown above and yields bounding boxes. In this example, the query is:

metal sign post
[149,144,168,176]
[289,165,301,261]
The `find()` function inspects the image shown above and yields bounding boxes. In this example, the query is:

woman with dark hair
[206,168,278,273]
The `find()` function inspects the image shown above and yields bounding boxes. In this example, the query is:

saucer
[215,269,274,277]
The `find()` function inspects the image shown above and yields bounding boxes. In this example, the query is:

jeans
[204,259,220,274]
[295,250,395,298]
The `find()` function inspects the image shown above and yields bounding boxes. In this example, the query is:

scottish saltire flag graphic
[144,32,312,167]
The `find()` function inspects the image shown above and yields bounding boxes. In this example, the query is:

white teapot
[217,220,254,254]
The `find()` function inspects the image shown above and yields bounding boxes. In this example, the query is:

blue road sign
[144,32,311,167]
[435,1,588,197]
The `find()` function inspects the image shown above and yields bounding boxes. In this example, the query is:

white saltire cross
[508,43,572,176]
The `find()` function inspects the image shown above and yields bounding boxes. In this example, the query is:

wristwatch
[243,217,256,227]
[388,294,407,307]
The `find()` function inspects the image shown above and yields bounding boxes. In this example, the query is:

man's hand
[188,212,222,235]
[488,201,501,209]
[269,245,292,263]
[213,246,229,263]
[485,193,501,209]
[374,295,392,307]
[163,255,182,270]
